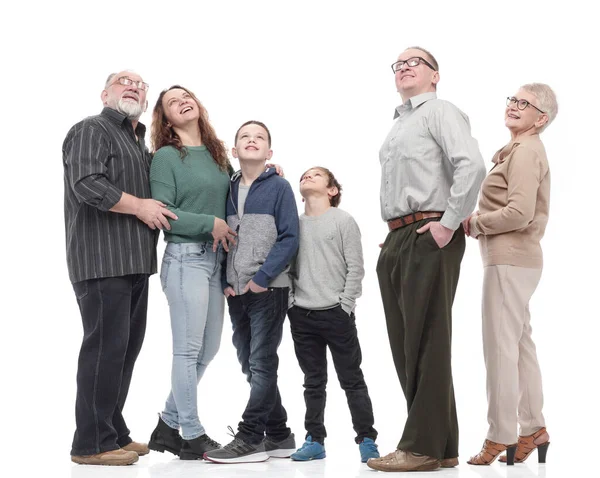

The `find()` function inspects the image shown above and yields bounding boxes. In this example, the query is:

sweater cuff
[252,270,270,289]
[470,216,482,237]
[340,298,355,316]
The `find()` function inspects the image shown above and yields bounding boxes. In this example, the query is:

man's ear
[328,186,339,199]
[143,99,148,113]
[432,71,440,86]
[266,149,273,161]
[101,90,108,105]
[232,147,238,159]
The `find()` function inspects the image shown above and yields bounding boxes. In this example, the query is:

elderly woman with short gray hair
[463,83,558,466]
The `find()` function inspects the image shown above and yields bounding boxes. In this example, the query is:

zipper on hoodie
[229,181,242,293]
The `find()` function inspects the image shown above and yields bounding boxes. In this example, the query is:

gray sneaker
[264,433,296,458]
[203,436,269,464]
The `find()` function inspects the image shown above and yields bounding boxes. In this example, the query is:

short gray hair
[104,73,117,89]
[521,83,558,132]
[406,46,439,71]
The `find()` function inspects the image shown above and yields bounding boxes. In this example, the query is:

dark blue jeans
[227,287,291,444]
[71,274,149,456]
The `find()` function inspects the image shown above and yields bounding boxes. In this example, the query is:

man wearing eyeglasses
[370,48,486,472]
[63,70,178,466]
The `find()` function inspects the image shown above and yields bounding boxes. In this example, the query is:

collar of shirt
[101,106,147,138]
[493,134,542,164]
[393,91,437,119]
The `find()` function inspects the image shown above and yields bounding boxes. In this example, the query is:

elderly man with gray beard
[63,71,177,466]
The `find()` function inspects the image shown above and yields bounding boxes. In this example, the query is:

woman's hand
[212,217,237,252]
[266,163,284,177]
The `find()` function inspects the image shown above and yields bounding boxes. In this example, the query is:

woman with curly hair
[146,85,235,460]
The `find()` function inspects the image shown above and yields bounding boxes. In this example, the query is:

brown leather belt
[387,211,443,231]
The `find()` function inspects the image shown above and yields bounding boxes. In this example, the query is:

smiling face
[394,48,439,100]
[101,70,148,120]
[232,123,273,163]
[162,88,200,128]
[505,88,548,136]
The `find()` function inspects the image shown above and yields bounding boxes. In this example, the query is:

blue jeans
[227,287,291,444]
[159,242,225,440]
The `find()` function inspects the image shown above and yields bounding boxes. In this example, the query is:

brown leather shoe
[123,441,150,456]
[468,439,517,465]
[367,450,440,472]
[499,427,550,463]
[71,449,139,466]
[441,457,459,467]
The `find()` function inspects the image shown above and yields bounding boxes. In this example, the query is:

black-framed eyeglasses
[110,76,149,92]
[391,57,436,73]
[506,96,545,114]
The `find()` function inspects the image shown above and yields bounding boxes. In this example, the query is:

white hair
[521,83,558,133]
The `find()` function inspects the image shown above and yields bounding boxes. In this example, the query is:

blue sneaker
[359,437,379,463]
[290,436,326,461]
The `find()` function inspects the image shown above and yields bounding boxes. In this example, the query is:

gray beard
[117,98,143,120]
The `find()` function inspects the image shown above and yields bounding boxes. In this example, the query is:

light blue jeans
[159,242,225,439]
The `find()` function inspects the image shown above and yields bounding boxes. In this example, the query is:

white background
[1,1,598,477]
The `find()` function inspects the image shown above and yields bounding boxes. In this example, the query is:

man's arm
[64,122,176,230]
[64,123,123,211]
[428,102,487,230]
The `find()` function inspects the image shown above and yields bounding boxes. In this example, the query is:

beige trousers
[482,264,546,444]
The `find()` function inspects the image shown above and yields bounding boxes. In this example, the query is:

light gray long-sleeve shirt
[379,92,486,230]
[291,207,364,315]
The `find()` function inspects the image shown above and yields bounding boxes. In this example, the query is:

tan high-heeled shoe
[468,439,518,465]
[499,427,550,463]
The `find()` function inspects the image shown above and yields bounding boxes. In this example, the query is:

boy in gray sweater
[288,167,379,463]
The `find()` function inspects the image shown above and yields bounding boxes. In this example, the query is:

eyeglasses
[391,57,436,73]
[110,76,149,91]
[506,96,545,114]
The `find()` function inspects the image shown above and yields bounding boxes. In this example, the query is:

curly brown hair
[151,85,230,171]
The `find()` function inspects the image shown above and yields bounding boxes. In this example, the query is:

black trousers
[288,305,377,443]
[71,274,149,456]
[376,219,465,459]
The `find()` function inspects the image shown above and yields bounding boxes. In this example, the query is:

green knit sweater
[150,145,230,243]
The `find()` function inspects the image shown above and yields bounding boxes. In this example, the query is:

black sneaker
[264,433,296,458]
[148,414,183,456]
[180,434,222,460]
[203,427,269,463]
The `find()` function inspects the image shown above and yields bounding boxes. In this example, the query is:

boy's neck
[240,161,266,186]
[174,123,203,147]
[303,195,332,217]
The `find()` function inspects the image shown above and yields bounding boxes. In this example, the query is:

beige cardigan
[473,135,550,268]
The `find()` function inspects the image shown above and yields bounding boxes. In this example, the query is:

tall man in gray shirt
[368,48,486,473]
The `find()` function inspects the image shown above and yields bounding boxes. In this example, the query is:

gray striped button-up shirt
[379,92,486,230]
[63,107,158,283]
